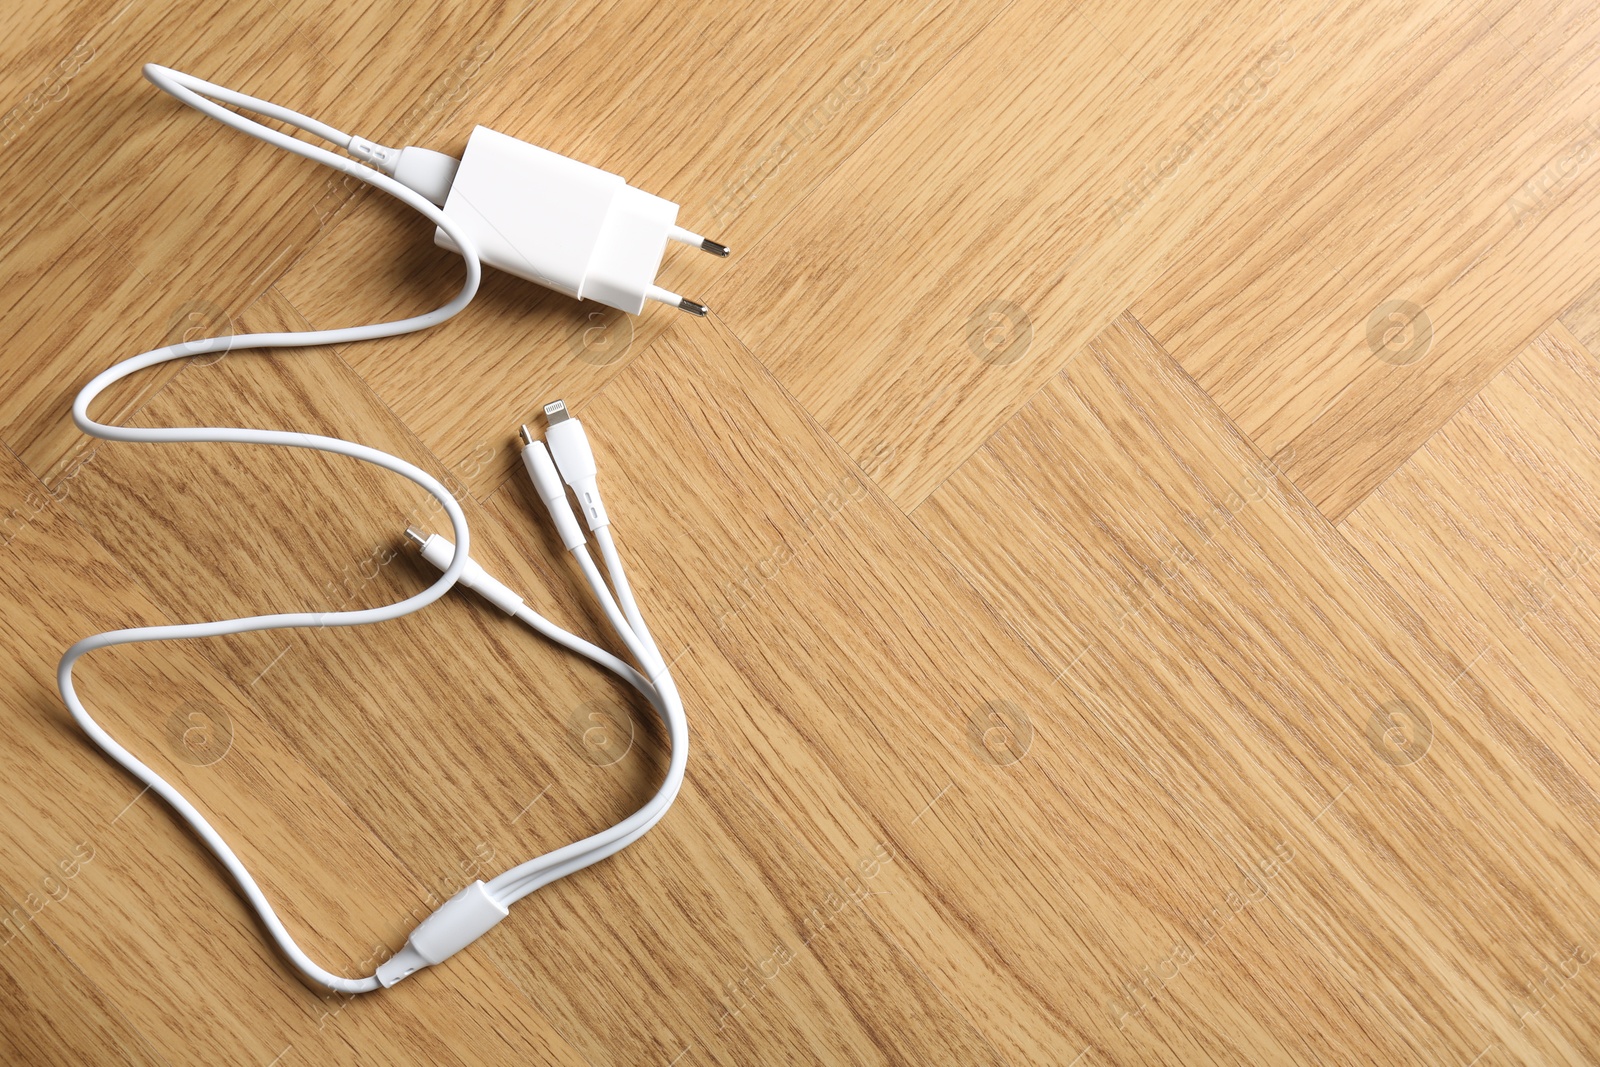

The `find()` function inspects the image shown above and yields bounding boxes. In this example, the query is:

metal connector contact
[669,224,730,259]
[643,284,709,316]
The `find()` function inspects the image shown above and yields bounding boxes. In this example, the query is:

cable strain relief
[465,560,525,615]
[376,943,430,987]
[377,881,508,987]
[571,477,609,531]
[348,135,400,174]
[417,533,524,615]
[392,146,462,207]
[521,441,587,550]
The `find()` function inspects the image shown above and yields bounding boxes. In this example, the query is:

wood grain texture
[705,0,1600,514]
[6,0,1600,1062]
[1344,322,1600,830]
[714,0,1301,510]
[915,313,1600,1064]
[0,915,165,1067]
[1339,321,1600,1063]
[1134,0,1600,519]
[482,314,1385,1064]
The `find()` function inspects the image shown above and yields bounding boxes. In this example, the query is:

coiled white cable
[58,65,687,994]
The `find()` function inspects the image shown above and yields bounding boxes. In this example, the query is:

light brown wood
[6,0,1600,1063]
[1339,320,1600,1062]
[1135,0,1600,520]
[917,313,1600,1063]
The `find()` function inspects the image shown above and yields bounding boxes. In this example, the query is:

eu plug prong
[645,285,709,316]
[669,225,730,258]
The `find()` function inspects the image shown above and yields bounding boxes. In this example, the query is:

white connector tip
[376,881,508,987]
[541,401,609,531]
[408,531,525,615]
[376,943,430,987]
[519,434,586,550]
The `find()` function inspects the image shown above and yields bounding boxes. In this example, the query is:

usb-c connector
[519,431,586,550]
[408,531,524,615]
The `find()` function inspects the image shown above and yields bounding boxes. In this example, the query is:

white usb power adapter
[389,127,728,316]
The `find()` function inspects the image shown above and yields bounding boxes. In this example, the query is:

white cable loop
[59,65,687,993]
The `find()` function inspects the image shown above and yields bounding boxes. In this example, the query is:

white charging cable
[57,66,688,993]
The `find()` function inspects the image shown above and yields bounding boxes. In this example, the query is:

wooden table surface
[5,0,1600,1063]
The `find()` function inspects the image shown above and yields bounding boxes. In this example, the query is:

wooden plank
[476,312,1474,1062]
[914,312,1600,1063]
[1135,0,1600,519]
[709,0,1529,510]
[0,910,167,1067]
[1343,322,1600,829]
[0,1,127,140]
